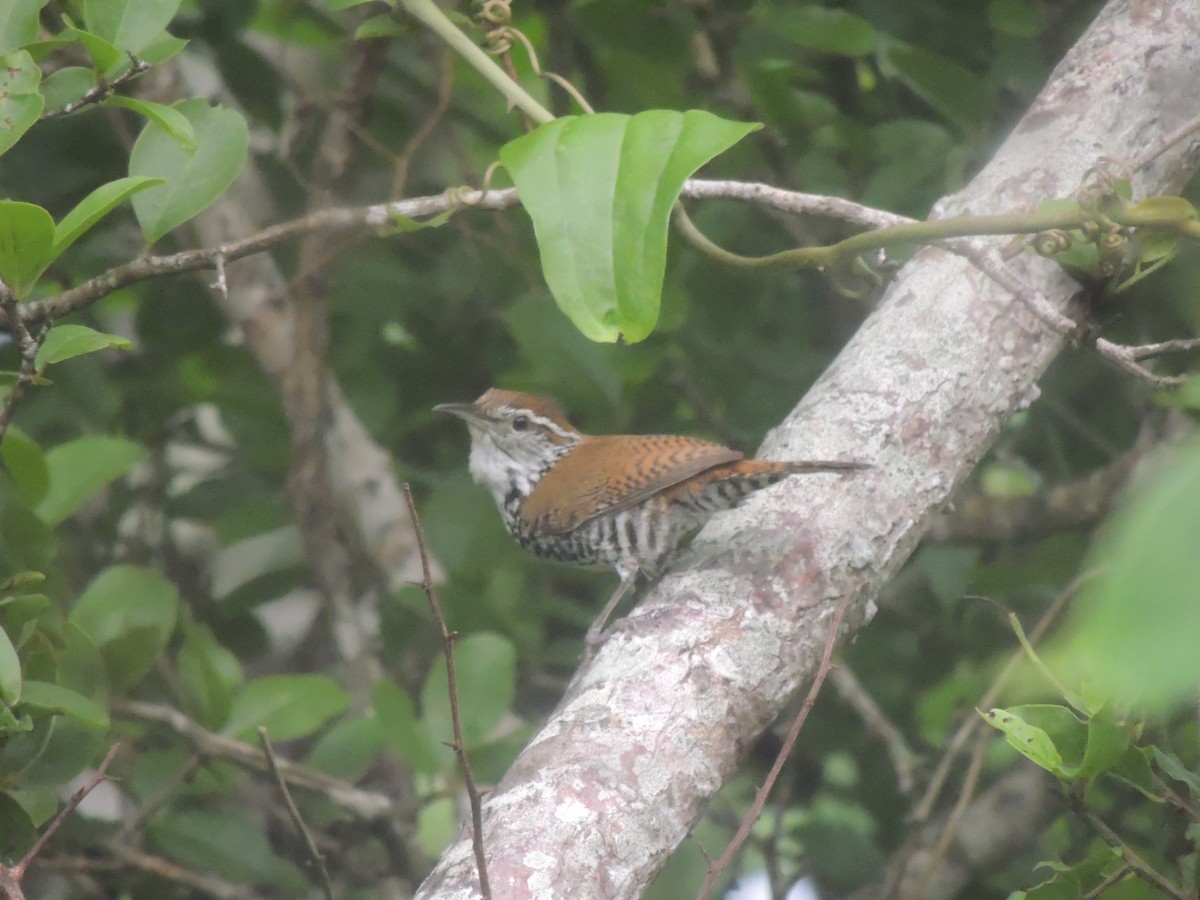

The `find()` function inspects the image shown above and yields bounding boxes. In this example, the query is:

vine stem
[399,0,554,125]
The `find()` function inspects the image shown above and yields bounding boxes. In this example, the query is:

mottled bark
[417,1,1200,897]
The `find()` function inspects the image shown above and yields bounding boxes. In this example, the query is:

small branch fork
[258,728,335,900]
[403,484,491,900]
[0,744,121,900]
[695,597,851,900]
[41,57,152,119]
[0,279,51,447]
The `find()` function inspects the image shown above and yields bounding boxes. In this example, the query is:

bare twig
[900,736,988,900]
[402,484,491,899]
[258,728,335,900]
[113,700,392,820]
[695,598,850,900]
[830,665,919,795]
[0,280,49,446]
[928,443,1146,544]
[1130,113,1200,172]
[0,744,122,900]
[1077,804,1191,900]
[48,844,262,899]
[42,58,152,119]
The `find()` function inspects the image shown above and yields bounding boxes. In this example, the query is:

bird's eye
[512,414,530,431]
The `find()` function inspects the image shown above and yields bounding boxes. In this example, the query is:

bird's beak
[433,402,486,426]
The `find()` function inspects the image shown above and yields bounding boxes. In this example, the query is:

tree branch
[415,2,1200,896]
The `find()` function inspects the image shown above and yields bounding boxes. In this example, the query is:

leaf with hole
[0,50,43,157]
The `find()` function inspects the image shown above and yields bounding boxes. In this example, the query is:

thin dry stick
[1078,805,1191,900]
[830,665,919,795]
[403,484,491,900]
[695,598,850,900]
[258,728,335,900]
[4,743,121,898]
[900,734,989,900]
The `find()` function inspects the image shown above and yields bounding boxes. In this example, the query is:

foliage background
[1,0,1199,897]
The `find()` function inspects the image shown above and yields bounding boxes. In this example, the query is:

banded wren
[435,389,867,646]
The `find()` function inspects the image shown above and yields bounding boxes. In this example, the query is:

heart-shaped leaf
[0,50,43,158]
[129,99,249,244]
[500,110,760,342]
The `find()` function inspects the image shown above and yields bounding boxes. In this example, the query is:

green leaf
[70,565,178,689]
[328,0,395,9]
[177,622,242,728]
[499,111,760,342]
[59,27,122,74]
[224,674,350,741]
[1153,747,1200,802]
[987,0,1046,37]
[34,324,133,370]
[0,200,55,299]
[0,427,49,506]
[104,96,196,150]
[1058,448,1200,711]
[148,808,308,891]
[0,792,37,859]
[83,0,182,54]
[52,175,166,259]
[768,5,877,57]
[884,45,992,133]
[0,0,45,53]
[0,626,21,704]
[129,99,249,243]
[421,632,516,753]
[0,50,43,157]
[374,680,438,774]
[354,13,409,39]
[35,435,146,525]
[1075,708,1130,782]
[18,681,109,728]
[306,715,386,780]
[982,704,1089,778]
[39,66,97,113]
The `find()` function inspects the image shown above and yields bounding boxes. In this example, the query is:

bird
[435,389,868,648]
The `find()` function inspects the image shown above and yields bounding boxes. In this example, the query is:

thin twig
[900,735,988,900]
[695,598,850,900]
[830,665,919,795]
[12,743,121,883]
[403,484,491,899]
[1077,804,1191,900]
[0,280,49,446]
[258,728,335,900]
[113,700,392,819]
[1130,113,1200,172]
[42,58,152,119]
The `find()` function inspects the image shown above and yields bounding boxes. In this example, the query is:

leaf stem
[398,0,554,125]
